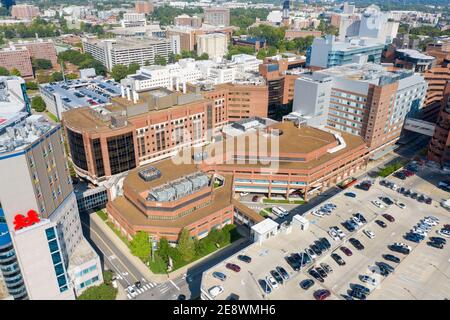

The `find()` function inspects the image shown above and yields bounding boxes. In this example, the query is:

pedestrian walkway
[126,281,158,299]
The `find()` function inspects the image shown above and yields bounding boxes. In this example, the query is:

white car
[363,229,375,239]
[372,200,384,208]
[421,219,438,226]
[266,275,279,289]
[240,192,249,196]
[360,275,378,286]
[352,216,364,227]
[208,285,224,298]
[305,248,317,260]
[336,228,346,239]
[425,216,439,223]
[312,210,324,217]
[126,286,138,298]
[396,202,406,209]
[437,229,450,238]
[328,229,340,241]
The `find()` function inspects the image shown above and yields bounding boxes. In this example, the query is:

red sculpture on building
[13,210,41,231]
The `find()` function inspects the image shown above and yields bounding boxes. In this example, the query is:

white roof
[293,214,309,224]
[251,218,279,235]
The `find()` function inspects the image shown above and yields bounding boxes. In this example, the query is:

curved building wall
[0,206,28,300]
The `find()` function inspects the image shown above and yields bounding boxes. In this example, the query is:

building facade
[428,83,450,170]
[0,116,102,299]
[292,63,427,152]
[11,4,39,20]
[82,37,173,71]
[307,35,384,69]
[196,33,228,61]
[204,7,230,27]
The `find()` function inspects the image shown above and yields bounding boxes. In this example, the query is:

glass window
[51,252,62,265]
[45,228,56,241]
[48,239,59,253]
[57,275,67,288]
[54,263,65,276]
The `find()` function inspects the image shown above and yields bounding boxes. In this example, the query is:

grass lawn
[263,198,306,205]
[46,111,60,123]
[259,210,269,218]
[96,209,108,221]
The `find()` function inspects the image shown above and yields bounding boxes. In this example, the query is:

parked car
[258,279,271,294]
[429,237,447,244]
[226,263,241,272]
[372,200,384,208]
[226,293,240,300]
[212,271,227,281]
[266,275,279,289]
[306,248,317,260]
[389,244,410,255]
[270,270,284,284]
[375,220,387,228]
[308,268,324,283]
[427,241,444,249]
[351,283,371,295]
[315,267,328,279]
[252,195,259,202]
[320,263,333,274]
[340,246,353,256]
[331,253,346,266]
[345,192,357,198]
[208,285,224,298]
[300,279,314,290]
[364,229,375,239]
[320,237,332,249]
[237,255,252,263]
[313,289,331,300]
[382,214,395,223]
[354,213,367,224]
[396,202,406,209]
[286,256,301,271]
[276,266,290,280]
[383,254,400,263]
[349,238,365,250]
[359,275,378,286]
[349,289,367,300]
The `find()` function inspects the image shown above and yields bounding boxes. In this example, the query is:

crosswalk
[126,282,157,299]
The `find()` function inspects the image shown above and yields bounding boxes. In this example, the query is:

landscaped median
[95,210,241,275]
[377,160,408,178]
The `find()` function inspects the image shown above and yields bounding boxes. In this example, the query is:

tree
[157,237,170,265]
[26,81,39,91]
[111,64,129,82]
[197,53,209,61]
[129,231,151,262]
[144,60,151,66]
[32,58,53,70]
[10,68,21,76]
[177,228,195,262]
[76,271,117,300]
[66,73,79,80]
[50,72,64,82]
[128,62,140,74]
[36,72,51,84]
[31,96,46,112]
[154,55,167,66]
[0,67,10,76]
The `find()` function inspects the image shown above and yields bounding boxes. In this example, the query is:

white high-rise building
[0,116,103,300]
[196,33,228,61]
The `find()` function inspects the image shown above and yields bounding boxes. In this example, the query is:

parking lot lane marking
[170,280,181,290]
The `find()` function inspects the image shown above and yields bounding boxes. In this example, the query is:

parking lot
[201,163,450,300]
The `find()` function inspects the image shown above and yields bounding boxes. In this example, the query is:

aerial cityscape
[0,0,449,303]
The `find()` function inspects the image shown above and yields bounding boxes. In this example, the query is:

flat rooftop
[316,63,415,85]
[0,115,55,155]
[40,78,121,109]
[206,121,367,170]
[62,87,207,132]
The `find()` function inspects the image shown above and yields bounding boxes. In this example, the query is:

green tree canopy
[26,81,39,91]
[10,68,21,76]
[130,231,151,262]
[177,228,195,262]
[0,67,10,76]
[128,62,140,74]
[32,58,53,70]
[154,55,167,66]
[50,72,64,82]
[31,96,46,112]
